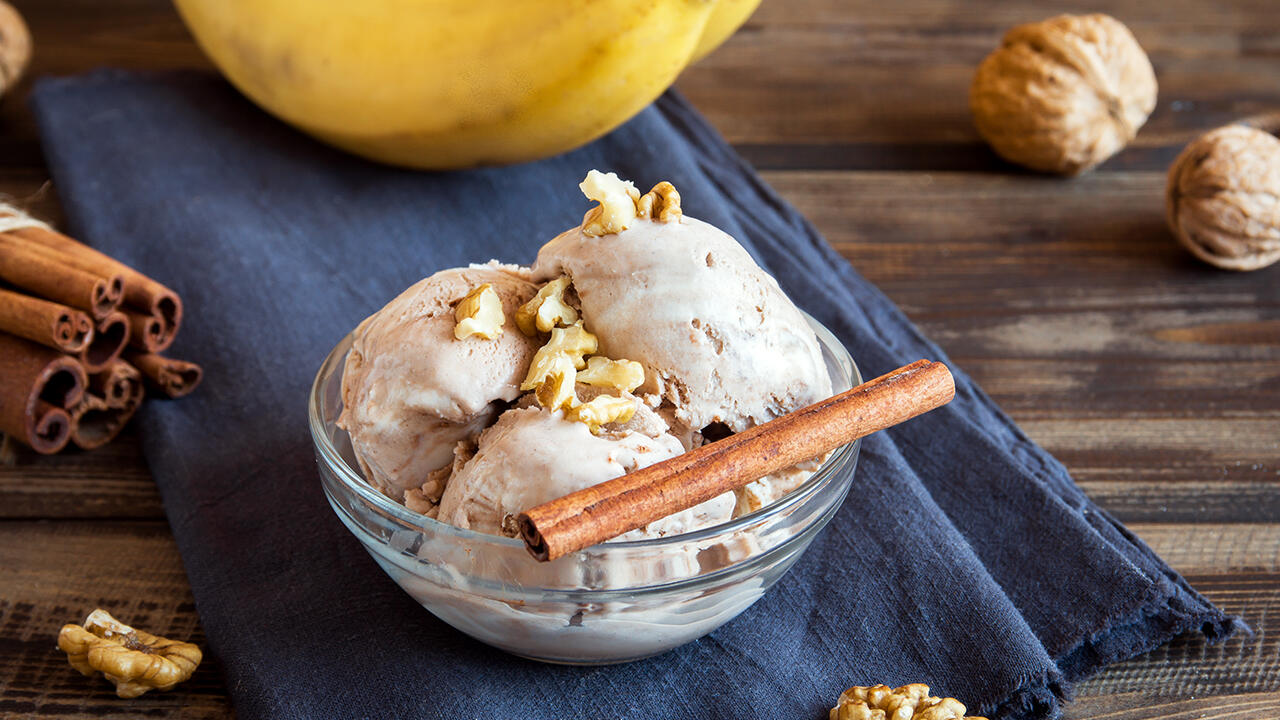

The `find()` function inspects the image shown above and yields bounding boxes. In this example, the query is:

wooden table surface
[1,1,1277,718]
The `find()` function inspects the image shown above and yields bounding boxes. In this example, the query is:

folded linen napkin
[30,70,1240,720]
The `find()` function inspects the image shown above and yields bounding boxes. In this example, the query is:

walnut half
[830,684,986,720]
[57,608,202,699]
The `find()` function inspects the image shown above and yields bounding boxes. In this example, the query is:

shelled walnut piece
[1166,118,1280,271]
[510,277,645,433]
[579,170,683,236]
[970,13,1156,175]
[453,283,505,340]
[830,684,986,720]
[57,608,202,698]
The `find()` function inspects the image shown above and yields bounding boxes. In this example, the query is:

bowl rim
[309,313,862,557]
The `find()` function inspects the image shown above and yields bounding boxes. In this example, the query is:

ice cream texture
[532,215,832,439]
[338,262,539,499]
[436,407,735,539]
[339,171,833,539]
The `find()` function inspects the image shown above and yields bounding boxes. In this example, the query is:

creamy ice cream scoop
[339,262,540,499]
[437,406,736,539]
[532,213,832,440]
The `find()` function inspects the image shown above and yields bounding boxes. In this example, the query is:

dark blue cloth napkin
[31,70,1239,720]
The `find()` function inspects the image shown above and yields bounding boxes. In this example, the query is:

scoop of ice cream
[733,454,828,517]
[339,262,540,499]
[532,215,832,439]
[436,406,736,540]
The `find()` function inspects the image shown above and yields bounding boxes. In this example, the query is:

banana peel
[174,0,759,169]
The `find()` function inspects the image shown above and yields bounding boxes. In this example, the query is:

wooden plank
[1064,692,1280,720]
[684,0,1280,167]
[0,426,160,520]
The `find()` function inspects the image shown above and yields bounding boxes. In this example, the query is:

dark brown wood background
[1,1,1277,718]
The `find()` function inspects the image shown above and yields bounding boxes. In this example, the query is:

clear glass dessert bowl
[309,315,861,665]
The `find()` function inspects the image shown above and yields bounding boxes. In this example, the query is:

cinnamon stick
[0,233,123,319]
[7,225,182,342]
[126,352,202,399]
[517,359,956,561]
[79,311,130,374]
[90,359,144,409]
[124,310,170,352]
[70,392,142,451]
[0,332,88,454]
[0,288,94,353]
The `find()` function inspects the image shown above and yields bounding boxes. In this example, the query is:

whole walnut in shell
[0,1,31,97]
[1166,120,1280,271]
[970,14,1157,175]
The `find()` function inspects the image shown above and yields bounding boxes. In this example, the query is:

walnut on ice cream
[567,394,638,434]
[577,356,645,394]
[830,684,986,720]
[635,180,683,223]
[521,322,599,391]
[453,283,505,340]
[57,609,202,699]
[580,170,642,236]
[580,170,684,236]
[515,276,579,336]
[534,354,578,411]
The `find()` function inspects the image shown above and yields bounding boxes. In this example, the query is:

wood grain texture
[0,1,1277,719]
[683,0,1280,168]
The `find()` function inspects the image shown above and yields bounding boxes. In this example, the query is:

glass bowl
[309,315,861,664]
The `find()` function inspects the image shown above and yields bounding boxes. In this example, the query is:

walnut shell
[1166,120,1280,271]
[970,14,1157,175]
[0,1,30,97]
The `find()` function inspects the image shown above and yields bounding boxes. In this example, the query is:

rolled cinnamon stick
[124,310,170,353]
[80,311,130,374]
[70,392,142,451]
[0,233,123,319]
[517,359,956,562]
[7,225,182,341]
[0,332,88,454]
[0,288,94,353]
[90,359,144,409]
[126,352,202,399]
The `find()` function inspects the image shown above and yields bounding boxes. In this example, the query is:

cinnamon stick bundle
[126,351,203,398]
[0,332,88,454]
[0,233,123,318]
[80,311,130,374]
[0,207,199,454]
[7,225,182,351]
[0,288,94,353]
[517,360,956,562]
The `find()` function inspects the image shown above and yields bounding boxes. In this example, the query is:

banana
[174,0,760,170]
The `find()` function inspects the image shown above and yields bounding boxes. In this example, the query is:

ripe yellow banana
[174,0,760,170]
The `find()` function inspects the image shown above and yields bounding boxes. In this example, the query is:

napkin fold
[30,70,1240,720]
